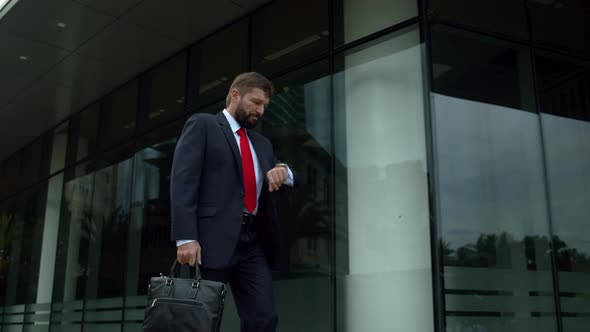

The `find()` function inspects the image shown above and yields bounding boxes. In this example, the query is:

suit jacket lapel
[216,112,243,182]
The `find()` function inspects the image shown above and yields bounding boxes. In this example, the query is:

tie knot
[237,128,246,137]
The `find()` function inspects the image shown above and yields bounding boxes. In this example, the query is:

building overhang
[0,0,268,161]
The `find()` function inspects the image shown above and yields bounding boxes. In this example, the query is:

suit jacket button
[240,192,244,198]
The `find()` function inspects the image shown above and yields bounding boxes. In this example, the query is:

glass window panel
[529,0,590,57]
[252,0,330,76]
[51,161,96,332]
[76,104,100,162]
[3,195,26,308]
[143,52,187,130]
[187,19,248,110]
[13,185,49,306]
[0,162,6,200]
[0,199,18,307]
[3,153,21,199]
[536,53,590,331]
[35,173,64,309]
[124,125,180,331]
[50,121,69,174]
[103,80,138,147]
[432,25,536,111]
[20,139,44,190]
[333,0,417,46]
[0,202,5,306]
[333,25,434,331]
[431,25,558,331]
[83,151,133,330]
[430,0,528,39]
[269,62,334,330]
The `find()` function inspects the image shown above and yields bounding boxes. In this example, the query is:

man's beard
[235,102,259,129]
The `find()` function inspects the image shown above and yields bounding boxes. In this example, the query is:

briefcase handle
[169,260,202,281]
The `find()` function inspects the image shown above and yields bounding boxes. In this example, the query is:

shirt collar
[222,109,242,134]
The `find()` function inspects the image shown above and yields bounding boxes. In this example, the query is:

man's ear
[231,89,241,104]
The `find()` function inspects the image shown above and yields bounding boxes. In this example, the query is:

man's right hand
[177,241,202,266]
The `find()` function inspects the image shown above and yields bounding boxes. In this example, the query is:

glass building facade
[0,0,588,331]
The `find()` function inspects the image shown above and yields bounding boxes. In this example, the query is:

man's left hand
[267,165,288,192]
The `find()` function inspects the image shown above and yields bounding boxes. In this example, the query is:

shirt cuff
[283,167,294,187]
[176,240,196,247]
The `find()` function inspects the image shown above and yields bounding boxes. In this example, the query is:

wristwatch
[275,163,288,169]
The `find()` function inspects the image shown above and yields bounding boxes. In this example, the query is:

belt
[241,213,258,225]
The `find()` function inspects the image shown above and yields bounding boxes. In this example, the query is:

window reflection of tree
[441,233,590,272]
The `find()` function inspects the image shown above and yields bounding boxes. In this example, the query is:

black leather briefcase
[143,261,227,332]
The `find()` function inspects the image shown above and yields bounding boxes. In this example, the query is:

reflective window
[83,148,134,331]
[76,104,100,162]
[333,25,434,331]
[51,161,97,332]
[536,53,590,331]
[3,153,21,199]
[36,172,64,307]
[123,122,181,332]
[529,0,590,57]
[142,52,187,130]
[187,19,248,110]
[252,0,330,76]
[251,60,333,330]
[430,0,528,39]
[431,25,535,110]
[0,162,6,200]
[431,25,557,331]
[102,81,138,148]
[50,122,69,174]
[14,185,48,305]
[333,0,417,46]
[1,184,50,331]
[1,197,21,309]
[20,138,44,189]
[0,200,16,307]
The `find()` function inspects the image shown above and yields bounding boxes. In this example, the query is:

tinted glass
[536,53,590,331]
[430,0,528,39]
[51,161,97,332]
[431,25,558,331]
[82,149,134,331]
[143,52,187,130]
[187,19,248,111]
[251,0,329,75]
[333,25,434,331]
[50,121,69,174]
[0,202,8,306]
[76,104,100,162]
[3,153,21,199]
[529,0,590,57]
[20,139,44,189]
[123,122,181,332]
[333,0,417,46]
[0,162,6,200]
[103,81,138,147]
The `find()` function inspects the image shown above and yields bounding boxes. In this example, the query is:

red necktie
[237,128,256,213]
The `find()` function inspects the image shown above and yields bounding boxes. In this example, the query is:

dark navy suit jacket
[170,111,288,270]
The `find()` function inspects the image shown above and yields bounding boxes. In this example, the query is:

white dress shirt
[176,110,294,247]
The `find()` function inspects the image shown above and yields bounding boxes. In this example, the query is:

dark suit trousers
[200,223,278,332]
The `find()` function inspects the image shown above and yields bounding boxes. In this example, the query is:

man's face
[234,88,270,129]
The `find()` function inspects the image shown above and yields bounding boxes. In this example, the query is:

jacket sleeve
[170,115,207,241]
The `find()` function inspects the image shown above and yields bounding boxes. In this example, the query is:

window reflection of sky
[433,93,590,257]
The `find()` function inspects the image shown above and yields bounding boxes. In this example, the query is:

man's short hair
[226,72,274,107]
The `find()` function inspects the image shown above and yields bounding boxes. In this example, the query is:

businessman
[170,72,295,331]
